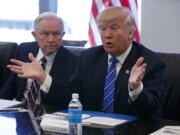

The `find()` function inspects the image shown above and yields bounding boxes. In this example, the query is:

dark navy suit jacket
[68,41,165,121]
[0,41,79,109]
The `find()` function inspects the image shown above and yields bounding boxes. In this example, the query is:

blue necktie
[24,57,47,104]
[103,57,118,113]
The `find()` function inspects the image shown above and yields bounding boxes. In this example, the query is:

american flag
[88,0,140,46]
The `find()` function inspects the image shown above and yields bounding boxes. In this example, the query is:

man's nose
[47,34,55,41]
[103,29,112,38]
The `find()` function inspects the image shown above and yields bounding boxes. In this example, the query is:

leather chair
[159,53,180,121]
[0,42,17,89]
[62,40,87,47]
[64,45,86,55]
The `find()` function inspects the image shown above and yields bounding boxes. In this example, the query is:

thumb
[28,53,36,62]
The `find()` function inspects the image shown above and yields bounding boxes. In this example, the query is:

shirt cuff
[40,73,52,93]
[128,82,143,102]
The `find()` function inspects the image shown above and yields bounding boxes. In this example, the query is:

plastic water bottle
[68,93,82,135]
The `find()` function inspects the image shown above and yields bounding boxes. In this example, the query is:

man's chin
[105,49,115,56]
[104,46,113,52]
[104,48,120,56]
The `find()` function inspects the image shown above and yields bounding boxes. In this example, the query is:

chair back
[159,53,180,121]
[0,42,17,89]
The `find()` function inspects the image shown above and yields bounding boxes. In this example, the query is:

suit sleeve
[131,59,165,116]
[41,49,80,108]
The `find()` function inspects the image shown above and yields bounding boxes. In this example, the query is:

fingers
[137,63,147,80]
[139,63,147,74]
[9,59,24,66]
[133,57,147,73]
[7,59,26,73]
[28,53,36,62]
[7,65,23,73]
[7,53,35,66]
[141,63,147,73]
[134,57,144,67]
[129,57,147,89]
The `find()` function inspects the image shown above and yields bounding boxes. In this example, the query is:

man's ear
[31,31,37,39]
[128,28,135,41]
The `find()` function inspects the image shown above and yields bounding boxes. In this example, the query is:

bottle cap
[72,93,79,99]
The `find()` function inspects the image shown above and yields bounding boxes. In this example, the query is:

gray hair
[34,12,64,32]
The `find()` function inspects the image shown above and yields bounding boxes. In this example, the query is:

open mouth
[105,42,113,46]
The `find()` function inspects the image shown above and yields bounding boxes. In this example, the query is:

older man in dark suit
[0,12,78,109]
[67,7,165,123]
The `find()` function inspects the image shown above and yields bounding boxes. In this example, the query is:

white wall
[141,0,180,53]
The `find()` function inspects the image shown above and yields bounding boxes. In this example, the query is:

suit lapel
[29,43,39,59]
[49,46,65,77]
[118,44,139,78]
[95,48,108,106]
[91,46,108,110]
[115,44,140,108]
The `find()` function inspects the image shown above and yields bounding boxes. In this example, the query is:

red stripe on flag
[103,0,113,7]
[119,0,131,9]
[88,25,96,46]
[92,0,99,19]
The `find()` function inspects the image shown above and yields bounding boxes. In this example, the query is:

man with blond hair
[69,7,165,124]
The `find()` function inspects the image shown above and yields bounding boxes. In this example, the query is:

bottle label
[68,109,82,123]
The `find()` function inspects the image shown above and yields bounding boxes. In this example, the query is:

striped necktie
[24,57,47,104]
[103,57,118,113]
